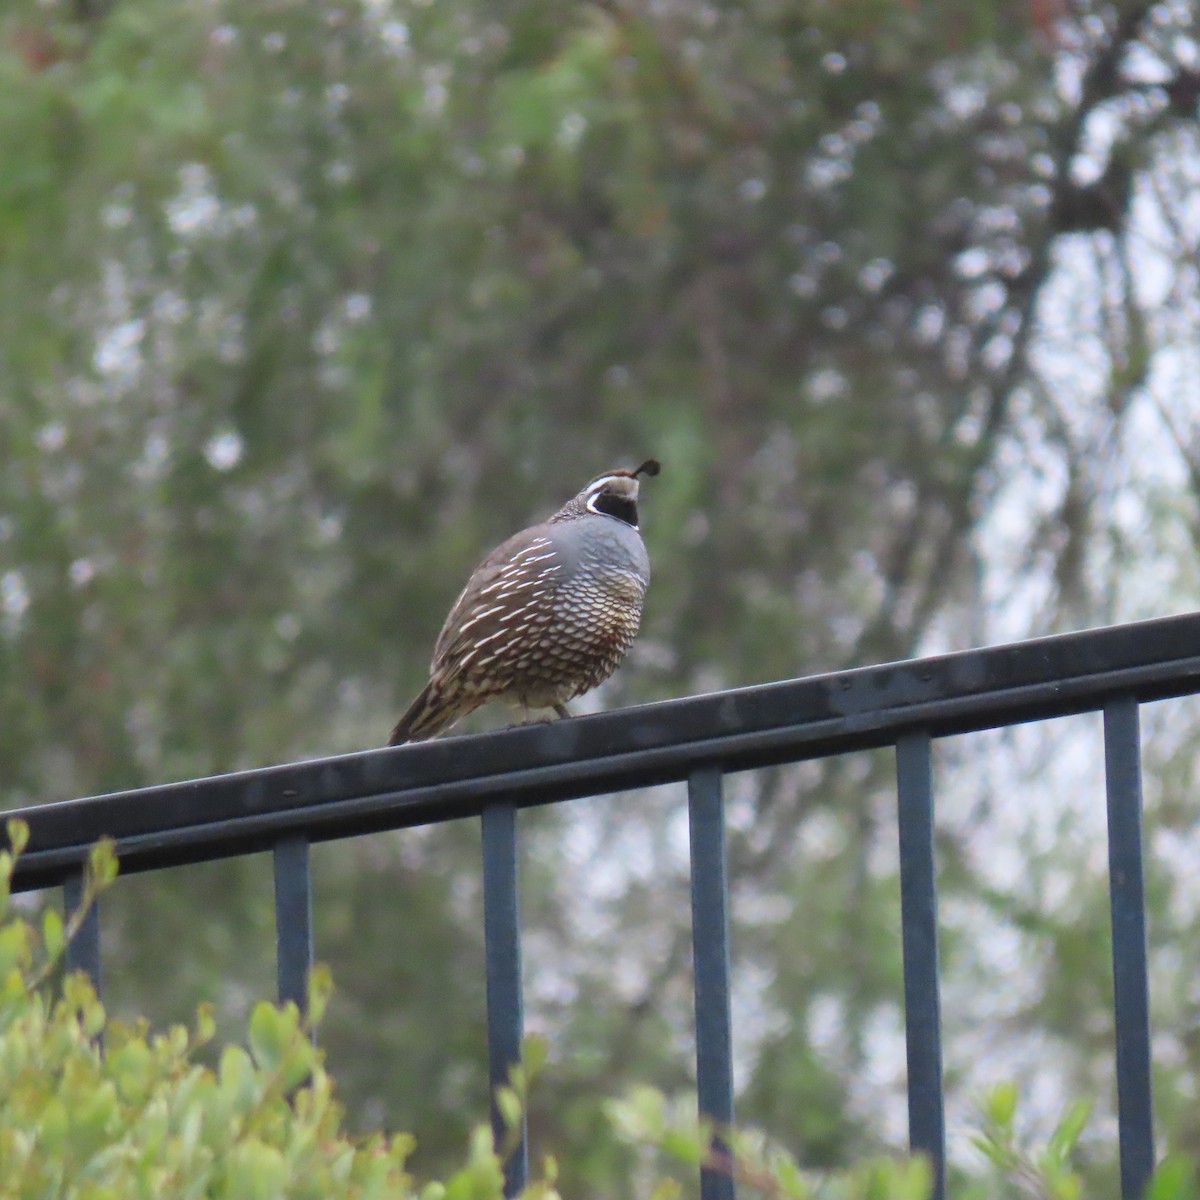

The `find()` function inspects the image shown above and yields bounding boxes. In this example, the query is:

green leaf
[442,1128,505,1200]
[850,1157,935,1200]
[983,1081,1018,1130]
[82,993,107,1037]
[1146,1155,1198,1200]
[468,1123,496,1164]
[42,907,64,961]
[495,1086,521,1133]
[195,1001,216,1045]
[278,1035,317,1093]
[88,838,119,888]
[248,1001,288,1074]
[521,1032,549,1080]
[896,1157,935,1200]
[38,1096,70,1151]
[770,1153,809,1198]
[109,1040,154,1105]
[306,963,333,1028]
[224,1140,289,1200]
[7,819,29,858]
[648,1181,683,1200]
[1048,1173,1082,1200]
[606,1086,667,1142]
[1046,1098,1091,1163]
[0,921,31,977]
[661,1126,706,1166]
[218,1045,260,1115]
[63,969,106,1034]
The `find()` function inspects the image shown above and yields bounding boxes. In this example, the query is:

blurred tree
[1,0,1199,1193]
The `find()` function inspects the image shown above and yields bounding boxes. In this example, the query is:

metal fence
[11,610,1200,1200]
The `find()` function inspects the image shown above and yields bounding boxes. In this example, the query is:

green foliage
[0,827,935,1200]
[611,1081,1200,1200]
[0,825,451,1199]
[0,841,397,1196]
[965,1083,1090,1200]
[610,1085,926,1200]
[961,1082,1200,1200]
[6,825,1200,1200]
[0,850,926,1200]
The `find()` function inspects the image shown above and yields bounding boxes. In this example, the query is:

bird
[387,459,660,745]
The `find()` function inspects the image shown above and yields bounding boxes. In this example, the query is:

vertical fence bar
[273,835,314,1016]
[688,766,736,1200]
[895,732,945,1200]
[63,868,103,998]
[482,801,527,1198]
[1104,697,1155,1200]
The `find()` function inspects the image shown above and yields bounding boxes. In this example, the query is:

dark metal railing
[13,609,1200,1200]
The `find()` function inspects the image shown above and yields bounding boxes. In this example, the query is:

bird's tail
[387,680,480,746]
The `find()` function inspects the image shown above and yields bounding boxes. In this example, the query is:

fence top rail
[7,609,1200,891]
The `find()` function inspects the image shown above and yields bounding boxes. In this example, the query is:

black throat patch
[589,492,639,527]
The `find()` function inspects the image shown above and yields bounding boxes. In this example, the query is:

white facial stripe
[585,475,630,496]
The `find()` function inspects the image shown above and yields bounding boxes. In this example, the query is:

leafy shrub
[5,819,1191,1200]
[1,825,431,1199]
[0,820,934,1200]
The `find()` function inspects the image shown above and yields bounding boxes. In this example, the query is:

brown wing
[431,524,562,674]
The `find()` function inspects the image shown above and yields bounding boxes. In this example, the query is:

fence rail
[11,609,1199,1199]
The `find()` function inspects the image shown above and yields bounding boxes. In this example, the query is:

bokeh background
[3,0,1200,1194]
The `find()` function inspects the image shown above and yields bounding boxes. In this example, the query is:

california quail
[388,460,660,745]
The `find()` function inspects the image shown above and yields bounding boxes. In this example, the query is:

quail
[388,460,660,745]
